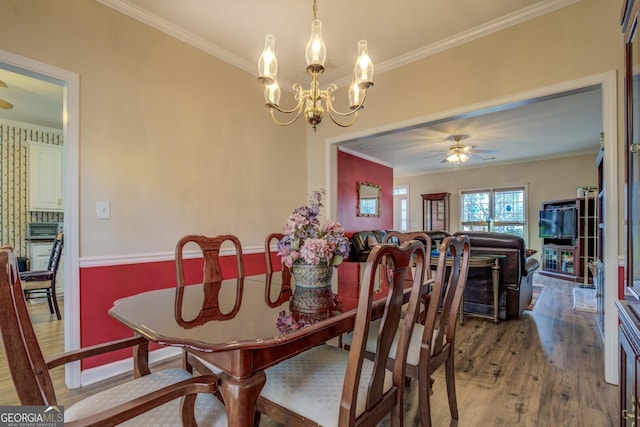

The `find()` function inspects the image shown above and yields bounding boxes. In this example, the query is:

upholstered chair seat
[64,368,227,426]
[259,344,392,426]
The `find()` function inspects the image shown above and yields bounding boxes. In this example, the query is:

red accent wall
[336,150,393,299]
[80,252,267,369]
[337,150,393,233]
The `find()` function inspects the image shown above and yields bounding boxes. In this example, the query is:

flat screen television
[538,207,577,239]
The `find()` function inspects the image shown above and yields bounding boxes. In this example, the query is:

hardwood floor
[0,280,618,425]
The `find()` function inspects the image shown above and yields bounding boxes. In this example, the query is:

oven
[27,222,62,241]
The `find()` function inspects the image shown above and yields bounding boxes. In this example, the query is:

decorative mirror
[357,182,381,217]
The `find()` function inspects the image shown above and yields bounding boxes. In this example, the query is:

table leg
[218,370,266,427]
[491,259,501,324]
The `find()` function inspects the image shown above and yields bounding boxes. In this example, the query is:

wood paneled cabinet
[541,245,577,276]
[539,197,596,283]
[422,193,450,231]
[28,142,63,212]
[618,301,640,425]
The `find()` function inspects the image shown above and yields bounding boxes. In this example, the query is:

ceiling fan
[423,134,497,165]
[0,80,13,110]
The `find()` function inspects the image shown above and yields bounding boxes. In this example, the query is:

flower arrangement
[277,189,350,268]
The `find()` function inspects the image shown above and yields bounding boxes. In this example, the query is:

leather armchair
[349,230,389,262]
[452,231,540,319]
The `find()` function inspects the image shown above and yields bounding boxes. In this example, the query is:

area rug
[527,283,544,311]
[573,287,597,313]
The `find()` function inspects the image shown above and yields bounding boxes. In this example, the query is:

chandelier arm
[323,87,367,118]
[269,105,305,126]
[325,98,359,127]
[327,110,359,128]
[269,101,304,115]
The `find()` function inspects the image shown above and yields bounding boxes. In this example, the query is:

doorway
[328,71,618,384]
[0,50,80,388]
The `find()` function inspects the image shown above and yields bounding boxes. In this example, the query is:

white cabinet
[29,142,63,212]
[28,242,52,271]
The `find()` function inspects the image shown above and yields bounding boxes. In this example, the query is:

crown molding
[99,0,580,90]
[96,0,253,75]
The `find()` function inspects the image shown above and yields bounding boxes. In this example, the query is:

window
[393,185,409,231]
[460,186,526,238]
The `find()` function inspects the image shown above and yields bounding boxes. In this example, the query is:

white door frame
[0,49,81,388]
[326,70,619,384]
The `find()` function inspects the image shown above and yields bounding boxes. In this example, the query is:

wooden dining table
[108,271,389,426]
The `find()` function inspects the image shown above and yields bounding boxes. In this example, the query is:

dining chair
[384,231,433,323]
[344,235,470,427]
[0,245,227,426]
[264,232,292,307]
[19,232,63,320]
[256,240,426,427]
[175,234,244,375]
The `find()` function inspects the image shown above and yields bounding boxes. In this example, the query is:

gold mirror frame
[357,182,381,217]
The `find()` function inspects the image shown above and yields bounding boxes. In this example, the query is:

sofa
[347,229,539,320]
[349,230,450,262]
[349,230,390,262]
[451,231,540,320]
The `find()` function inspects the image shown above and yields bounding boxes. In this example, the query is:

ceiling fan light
[446,152,469,164]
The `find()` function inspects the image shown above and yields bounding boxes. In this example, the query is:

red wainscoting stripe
[80,252,267,369]
[620,264,626,300]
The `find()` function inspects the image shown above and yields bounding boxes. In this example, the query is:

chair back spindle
[174,234,245,327]
[264,233,292,307]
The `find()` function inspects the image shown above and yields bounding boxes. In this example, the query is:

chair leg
[50,287,61,320]
[182,350,193,374]
[418,364,432,427]
[445,357,459,420]
[51,294,61,320]
[46,290,55,315]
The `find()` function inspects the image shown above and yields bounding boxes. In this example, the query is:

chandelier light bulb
[353,40,374,88]
[305,20,326,67]
[264,82,281,106]
[348,77,363,109]
[258,35,278,85]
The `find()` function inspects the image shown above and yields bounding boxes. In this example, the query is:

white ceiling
[0,67,63,130]
[0,0,601,174]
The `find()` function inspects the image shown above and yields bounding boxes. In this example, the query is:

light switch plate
[96,201,111,219]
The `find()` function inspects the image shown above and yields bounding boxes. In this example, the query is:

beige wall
[0,0,307,256]
[0,0,624,257]
[395,153,598,256]
[306,0,624,252]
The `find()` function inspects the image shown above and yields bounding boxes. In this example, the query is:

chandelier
[257,0,374,131]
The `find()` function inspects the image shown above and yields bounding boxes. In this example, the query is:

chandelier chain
[313,0,318,20]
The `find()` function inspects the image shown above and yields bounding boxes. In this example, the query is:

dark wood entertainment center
[539,195,596,284]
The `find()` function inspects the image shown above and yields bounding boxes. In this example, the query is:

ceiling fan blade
[468,149,497,154]
[420,152,447,159]
[0,99,13,109]
[0,80,7,88]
